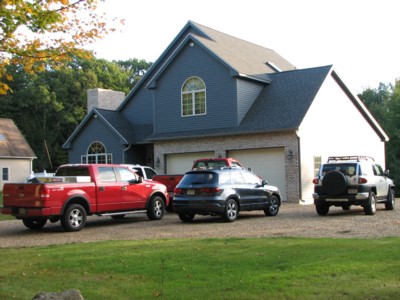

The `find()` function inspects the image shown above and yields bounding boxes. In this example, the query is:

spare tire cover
[322,171,348,196]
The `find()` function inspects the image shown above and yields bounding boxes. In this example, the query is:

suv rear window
[321,163,357,176]
[180,172,219,185]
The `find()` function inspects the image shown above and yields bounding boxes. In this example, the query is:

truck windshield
[55,167,90,177]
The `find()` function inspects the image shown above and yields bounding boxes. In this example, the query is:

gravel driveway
[1,203,399,248]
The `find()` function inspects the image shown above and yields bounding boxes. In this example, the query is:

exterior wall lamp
[287,149,293,160]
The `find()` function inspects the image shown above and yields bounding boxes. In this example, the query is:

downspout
[296,129,303,203]
[123,144,132,163]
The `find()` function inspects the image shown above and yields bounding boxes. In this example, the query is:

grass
[1,237,399,299]
[0,192,14,221]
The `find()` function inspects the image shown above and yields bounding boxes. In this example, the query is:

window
[117,167,137,182]
[98,167,117,182]
[2,167,9,181]
[314,156,321,176]
[81,141,112,164]
[242,171,261,185]
[181,77,206,116]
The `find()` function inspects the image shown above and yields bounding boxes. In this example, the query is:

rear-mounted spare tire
[322,171,348,196]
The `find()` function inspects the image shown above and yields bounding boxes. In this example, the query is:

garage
[228,148,287,201]
[165,151,214,174]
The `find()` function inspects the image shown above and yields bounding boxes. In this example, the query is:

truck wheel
[147,196,165,220]
[222,199,238,222]
[315,203,330,215]
[364,192,377,215]
[264,195,280,216]
[22,217,47,230]
[61,204,87,232]
[385,189,395,210]
[178,212,195,222]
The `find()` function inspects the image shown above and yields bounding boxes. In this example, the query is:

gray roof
[0,118,36,158]
[190,21,296,77]
[148,65,332,141]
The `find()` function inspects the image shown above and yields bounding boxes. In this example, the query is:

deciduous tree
[0,0,123,94]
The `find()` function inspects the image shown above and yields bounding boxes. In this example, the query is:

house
[63,21,388,203]
[0,118,37,191]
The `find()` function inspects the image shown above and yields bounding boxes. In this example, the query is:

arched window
[81,141,112,164]
[181,77,206,116]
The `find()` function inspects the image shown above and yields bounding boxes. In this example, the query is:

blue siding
[68,118,126,163]
[237,79,264,123]
[153,43,238,134]
[120,87,153,125]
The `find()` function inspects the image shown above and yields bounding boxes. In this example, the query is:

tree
[0,0,123,94]
[359,81,400,194]
[1,56,151,171]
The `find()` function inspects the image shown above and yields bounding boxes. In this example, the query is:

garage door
[228,148,287,201]
[166,152,214,174]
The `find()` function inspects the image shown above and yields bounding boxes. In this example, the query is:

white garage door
[166,152,214,174]
[228,148,287,201]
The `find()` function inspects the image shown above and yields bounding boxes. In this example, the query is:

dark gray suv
[173,168,281,222]
[313,156,395,215]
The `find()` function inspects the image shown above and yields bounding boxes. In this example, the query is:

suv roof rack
[327,156,375,162]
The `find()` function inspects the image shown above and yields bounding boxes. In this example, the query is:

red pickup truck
[1,164,169,232]
[153,157,245,211]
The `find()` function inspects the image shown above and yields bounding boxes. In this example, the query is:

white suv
[312,156,395,215]
[121,164,157,180]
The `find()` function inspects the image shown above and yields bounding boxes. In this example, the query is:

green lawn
[0,192,14,221]
[1,237,399,300]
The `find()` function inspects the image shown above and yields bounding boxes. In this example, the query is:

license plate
[186,189,195,195]
[19,208,28,215]
[348,189,357,194]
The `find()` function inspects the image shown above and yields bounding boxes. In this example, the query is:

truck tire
[147,195,165,220]
[61,204,87,232]
[364,192,377,215]
[385,189,395,210]
[22,217,47,230]
[322,171,348,196]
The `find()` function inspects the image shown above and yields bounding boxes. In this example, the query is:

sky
[89,0,400,93]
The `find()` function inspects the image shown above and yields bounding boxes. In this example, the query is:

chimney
[87,88,125,113]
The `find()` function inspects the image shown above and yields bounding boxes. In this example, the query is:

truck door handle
[122,186,127,191]
[99,186,105,191]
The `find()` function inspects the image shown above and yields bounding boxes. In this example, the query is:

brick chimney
[87,88,125,113]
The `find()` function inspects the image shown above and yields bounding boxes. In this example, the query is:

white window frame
[181,76,206,117]
[81,141,113,164]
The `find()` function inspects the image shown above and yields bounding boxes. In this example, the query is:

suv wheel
[315,203,330,216]
[223,199,238,222]
[264,195,280,216]
[364,192,377,215]
[385,189,395,210]
[178,212,195,222]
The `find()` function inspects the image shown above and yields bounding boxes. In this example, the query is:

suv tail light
[174,188,184,195]
[198,187,221,195]
[312,177,320,184]
[358,177,368,184]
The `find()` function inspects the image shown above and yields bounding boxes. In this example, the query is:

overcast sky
[89,0,400,93]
